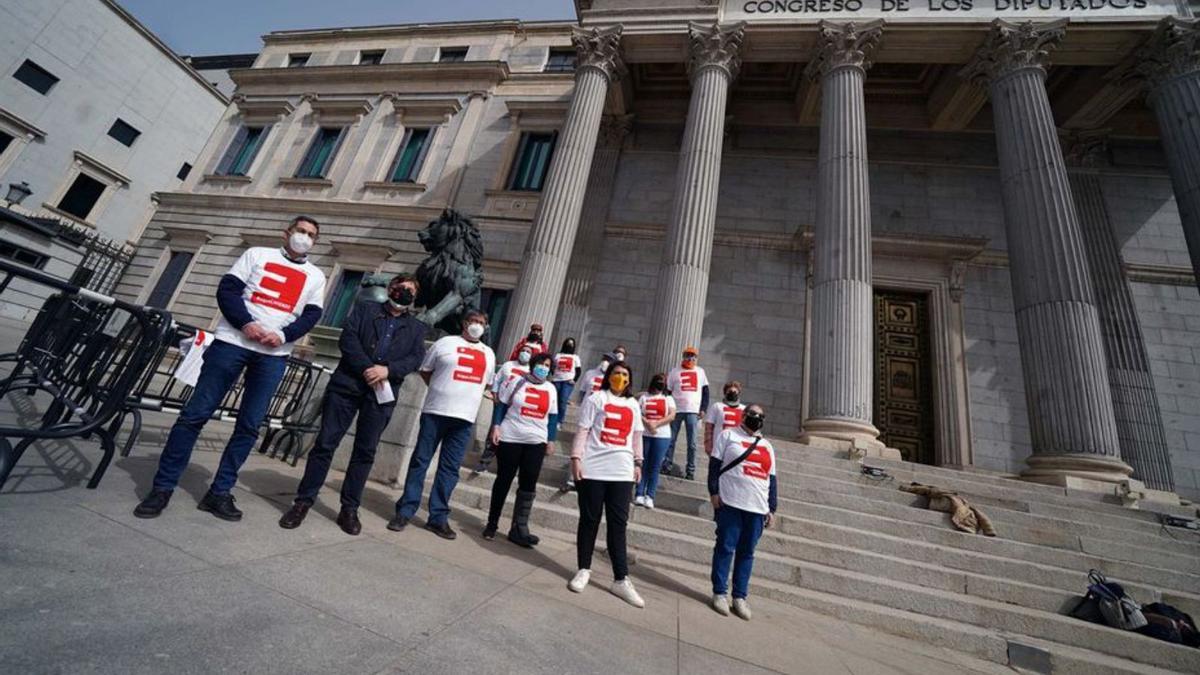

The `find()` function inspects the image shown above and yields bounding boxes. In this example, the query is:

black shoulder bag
[717,436,762,478]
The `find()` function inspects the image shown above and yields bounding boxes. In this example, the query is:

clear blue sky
[118,0,577,56]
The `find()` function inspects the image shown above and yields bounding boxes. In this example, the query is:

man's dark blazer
[329,300,428,402]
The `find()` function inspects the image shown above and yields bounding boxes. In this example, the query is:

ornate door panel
[873,290,936,465]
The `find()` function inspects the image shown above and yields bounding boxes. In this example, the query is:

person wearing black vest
[280,274,427,535]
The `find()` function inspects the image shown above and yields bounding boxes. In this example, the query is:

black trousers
[295,388,394,508]
[576,479,633,580]
[486,441,546,527]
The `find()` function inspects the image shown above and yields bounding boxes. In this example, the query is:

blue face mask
[532,365,551,380]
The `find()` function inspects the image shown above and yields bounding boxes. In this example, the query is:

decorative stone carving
[1135,17,1200,91]
[948,261,966,303]
[687,21,746,82]
[597,113,634,149]
[1060,130,1111,169]
[960,19,1067,86]
[804,20,884,81]
[572,25,625,82]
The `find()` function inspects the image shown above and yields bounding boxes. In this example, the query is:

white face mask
[518,351,531,365]
[288,231,314,255]
[466,323,485,340]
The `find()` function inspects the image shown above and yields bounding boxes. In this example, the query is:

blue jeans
[396,412,474,525]
[664,412,699,475]
[553,380,574,431]
[637,436,670,499]
[152,339,288,495]
[711,505,766,598]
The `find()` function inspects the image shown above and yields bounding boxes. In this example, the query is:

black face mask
[389,287,415,306]
[528,332,542,342]
[562,342,576,354]
[649,379,666,393]
[724,390,740,403]
[743,414,764,432]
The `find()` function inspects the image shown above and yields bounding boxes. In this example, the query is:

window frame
[215,125,268,177]
[13,60,59,95]
[287,53,311,68]
[295,126,346,179]
[437,47,468,63]
[144,249,195,309]
[55,173,107,221]
[321,268,368,329]
[0,240,50,269]
[545,49,577,73]
[177,162,192,181]
[388,127,433,184]
[506,131,558,192]
[107,118,141,147]
[357,49,385,66]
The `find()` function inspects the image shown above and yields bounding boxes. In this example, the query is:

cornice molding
[73,150,130,187]
[232,95,295,122]
[505,98,572,126]
[153,190,445,222]
[230,61,511,90]
[0,107,46,140]
[381,94,462,124]
[306,95,374,121]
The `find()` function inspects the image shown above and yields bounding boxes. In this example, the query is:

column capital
[1059,129,1111,169]
[804,20,884,81]
[572,25,626,83]
[1133,17,1200,93]
[687,21,747,83]
[960,19,1066,88]
[597,113,634,149]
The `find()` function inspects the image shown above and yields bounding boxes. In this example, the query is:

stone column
[1064,136,1175,492]
[555,114,633,356]
[497,26,624,354]
[963,20,1131,486]
[643,21,745,377]
[798,21,895,459]
[1138,17,1200,291]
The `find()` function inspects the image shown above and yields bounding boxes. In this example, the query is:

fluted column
[643,21,745,379]
[1139,18,1200,291]
[963,20,1131,486]
[555,114,632,357]
[1064,136,1175,492]
[798,20,894,459]
[498,26,624,354]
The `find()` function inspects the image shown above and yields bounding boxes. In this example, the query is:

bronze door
[873,290,936,465]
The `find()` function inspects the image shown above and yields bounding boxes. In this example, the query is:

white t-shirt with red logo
[576,390,645,481]
[712,427,776,515]
[706,401,746,431]
[638,393,676,440]
[579,366,606,397]
[493,360,528,394]
[667,365,709,414]
[420,335,496,422]
[551,353,581,383]
[496,376,558,444]
[214,247,326,356]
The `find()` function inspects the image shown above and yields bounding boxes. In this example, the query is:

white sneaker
[644,497,655,510]
[634,495,646,507]
[568,569,591,593]
[731,597,752,620]
[611,578,645,608]
[712,594,730,616]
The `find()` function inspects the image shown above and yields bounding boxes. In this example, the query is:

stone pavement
[0,407,1015,675]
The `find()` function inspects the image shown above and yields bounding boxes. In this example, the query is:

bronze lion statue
[414,208,484,335]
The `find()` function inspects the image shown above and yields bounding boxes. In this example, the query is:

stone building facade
[117,2,1200,500]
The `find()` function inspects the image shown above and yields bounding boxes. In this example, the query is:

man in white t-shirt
[388,309,496,540]
[708,404,776,621]
[663,345,709,480]
[135,216,326,522]
[705,380,747,457]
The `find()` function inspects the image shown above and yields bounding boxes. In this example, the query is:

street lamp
[5,181,32,206]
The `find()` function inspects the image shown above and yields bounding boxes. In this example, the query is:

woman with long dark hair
[550,338,581,433]
[568,361,646,608]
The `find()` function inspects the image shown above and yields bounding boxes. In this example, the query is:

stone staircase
[446,431,1200,674]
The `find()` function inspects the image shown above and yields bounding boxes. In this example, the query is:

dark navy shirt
[373,310,407,362]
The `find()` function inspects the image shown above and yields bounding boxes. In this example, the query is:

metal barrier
[0,259,171,490]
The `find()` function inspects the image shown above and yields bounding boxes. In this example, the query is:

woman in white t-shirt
[550,338,582,433]
[483,353,559,548]
[635,372,676,510]
[567,362,646,608]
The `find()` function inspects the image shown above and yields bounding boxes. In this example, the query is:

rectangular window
[13,59,59,94]
[145,250,194,308]
[107,118,141,147]
[438,47,468,63]
[479,287,511,351]
[215,126,266,176]
[287,53,310,68]
[0,241,50,269]
[507,131,557,192]
[56,173,106,221]
[295,126,345,179]
[0,131,12,156]
[389,127,432,183]
[177,162,192,180]
[358,50,385,66]
[322,269,366,328]
[545,49,576,73]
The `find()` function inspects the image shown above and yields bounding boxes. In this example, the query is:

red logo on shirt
[590,375,603,392]
[644,398,667,421]
[506,367,527,384]
[679,371,699,392]
[250,262,307,312]
[740,441,772,479]
[452,347,488,383]
[722,406,743,430]
[519,387,551,419]
[600,404,634,446]
[556,356,573,373]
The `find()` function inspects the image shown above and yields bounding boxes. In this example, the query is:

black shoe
[197,491,242,522]
[425,521,457,540]
[482,524,497,540]
[386,515,409,531]
[133,489,172,519]
[337,507,362,536]
[507,490,539,548]
[279,501,311,529]
[685,471,695,481]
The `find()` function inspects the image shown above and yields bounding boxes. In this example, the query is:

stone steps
[447,477,1200,673]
